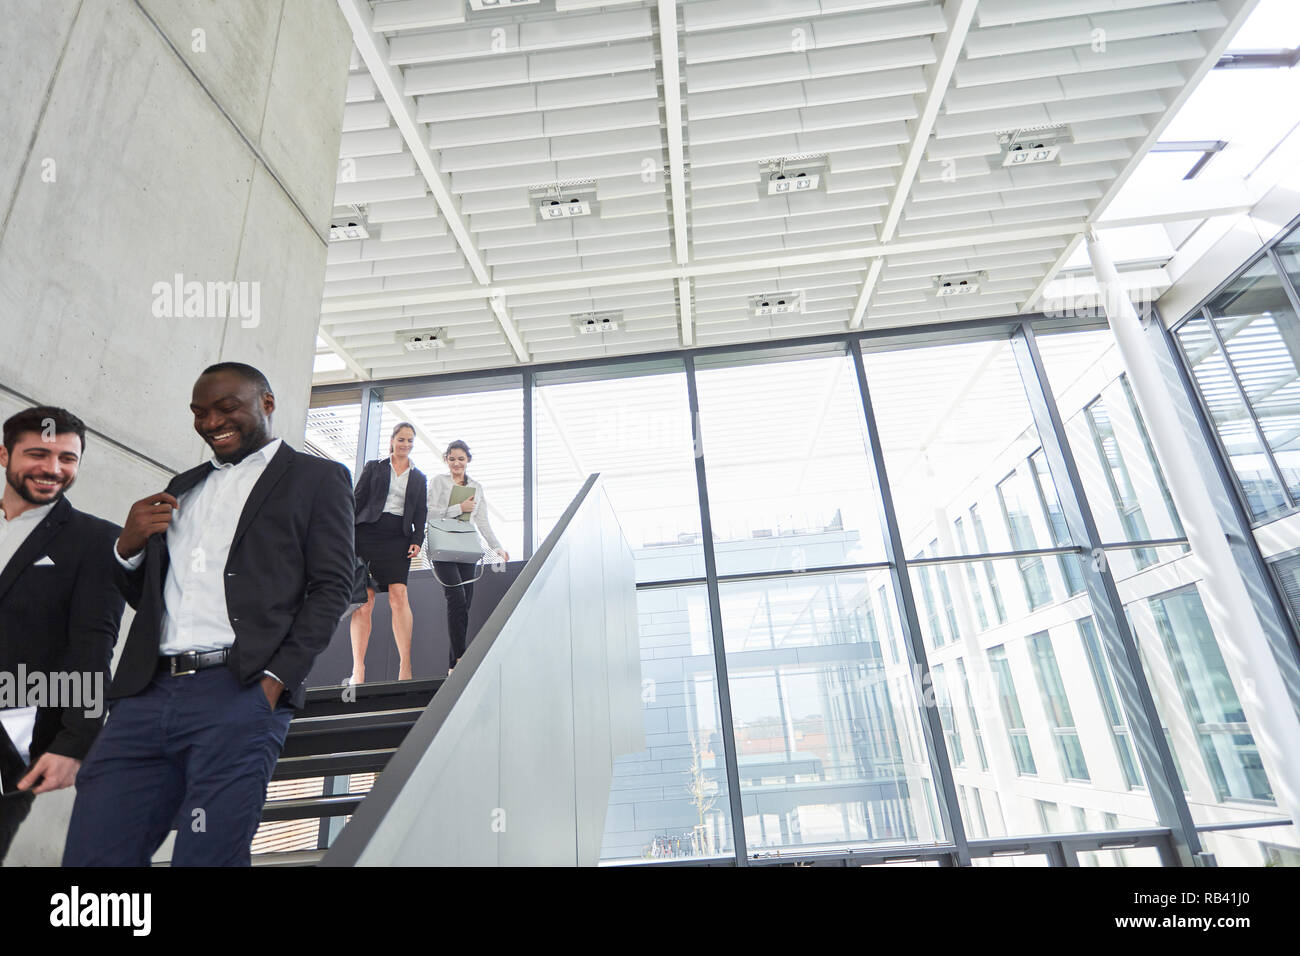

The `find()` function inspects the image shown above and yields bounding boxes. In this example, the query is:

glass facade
[1175,219,1300,521]
[307,240,1300,863]
[380,382,525,560]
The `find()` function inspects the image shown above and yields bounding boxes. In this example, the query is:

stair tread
[250,849,327,867]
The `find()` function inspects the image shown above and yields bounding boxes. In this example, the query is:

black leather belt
[160,648,230,676]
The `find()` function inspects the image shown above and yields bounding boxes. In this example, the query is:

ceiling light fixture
[749,291,805,317]
[398,327,448,351]
[530,179,599,223]
[572,310,621,335]
[996,126,1071,168]
[329,204,370,242]
[759,156,828,197]
[933,273,983,297]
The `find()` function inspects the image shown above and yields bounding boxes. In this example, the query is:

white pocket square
[33,555,55,566]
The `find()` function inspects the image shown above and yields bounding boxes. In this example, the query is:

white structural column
[1087,228,1300,845]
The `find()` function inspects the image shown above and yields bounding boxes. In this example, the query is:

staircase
[251,677,443,865]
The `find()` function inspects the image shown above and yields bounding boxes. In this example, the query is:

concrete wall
[0,0,352,865]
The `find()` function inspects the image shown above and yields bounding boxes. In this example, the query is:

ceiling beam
[317,327,370,380]
[677,277,694,346]
[1021,0,1262,314]
[336,0,529,364]
[849,258,885,330]
[488,291,530,364]
[1094,177,1255,229]
[320,218,1088,312]
[657,0,689,267]
[878,0,980,245]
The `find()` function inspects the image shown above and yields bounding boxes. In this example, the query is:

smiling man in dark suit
[0,406,124,863]
[62,362,355,866]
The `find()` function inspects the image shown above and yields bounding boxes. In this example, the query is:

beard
[209,427,263,465]
[6,466,73,506]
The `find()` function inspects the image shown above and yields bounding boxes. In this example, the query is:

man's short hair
[3,406,87,454]
[201,362,272,396]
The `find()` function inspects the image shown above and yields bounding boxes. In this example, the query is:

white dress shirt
[116,439,282,657]
[0,499,56,762]
[383,460,411,516]
[428,473,502,552]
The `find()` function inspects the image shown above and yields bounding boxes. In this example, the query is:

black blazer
[352,458,428,548]
[0,497,125,761]
[110,441,355,709]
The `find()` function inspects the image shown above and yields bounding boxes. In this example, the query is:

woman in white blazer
[428,440,508,674]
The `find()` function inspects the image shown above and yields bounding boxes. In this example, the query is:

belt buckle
[170,655,198,677]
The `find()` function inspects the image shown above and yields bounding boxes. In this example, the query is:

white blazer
[428,473,503,553]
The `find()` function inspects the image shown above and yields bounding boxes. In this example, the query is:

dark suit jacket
[110,441,354,709]
[0,497,124,761]
[352,458,428,548]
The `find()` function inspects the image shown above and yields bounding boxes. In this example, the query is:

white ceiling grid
[316,0,1257,382]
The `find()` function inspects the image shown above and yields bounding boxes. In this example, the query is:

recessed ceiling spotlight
[933,273,983,297]
[398,327,448,351]
[759,156,828,197]
[749,291,804,317]
[996,126,1071,168]
[571,310,621,335]
[530,180,598,223]
[329,204,370,242]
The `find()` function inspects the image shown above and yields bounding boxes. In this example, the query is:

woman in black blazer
[348,422,427,683]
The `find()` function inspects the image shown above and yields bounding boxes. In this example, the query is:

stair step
[251,848,327,867]
[298,677,441,718]
[271,748,397,781]
[280,707,423,758]
[287,707,425,737]
[262,792,366,822]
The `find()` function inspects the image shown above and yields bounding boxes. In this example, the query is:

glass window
[1029,631,1090,782]
[1206,257,1300,499]
[1084,397,1156,566]
[379,382,525,560]
[971,787,989,838]
[694,351,887,577]
[1177,317,1290,520]
[1268,551,1300,638]
[718,571,945,852]
[988,644,1037,776]
[601,586,733,862]
[931,663,965,768]
[876,584,900,665]
[1147,585,1274,804]
[913,550,947,650]
[1077,617,1143,790]
[952,517,990,629]
[1035,799,1061,833]
[1276,230,1300,292]
[863,336,1071,562]
[996,470,1053,610]
[305,400,361,472]
[969,504,1008,623]
[1029,449,1087,595]
[955,657,988,772]
[534,365,699,582]
[1131,613,1192,795]
[1119,375,1187,543]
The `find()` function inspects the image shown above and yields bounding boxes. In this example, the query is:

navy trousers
[434,560,477,668]
[62,665,292,867]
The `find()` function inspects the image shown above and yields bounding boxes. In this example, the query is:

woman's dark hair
[389,421,415,453]
[444,440,472,483]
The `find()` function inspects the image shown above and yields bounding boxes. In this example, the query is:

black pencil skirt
[355,513,411,592]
